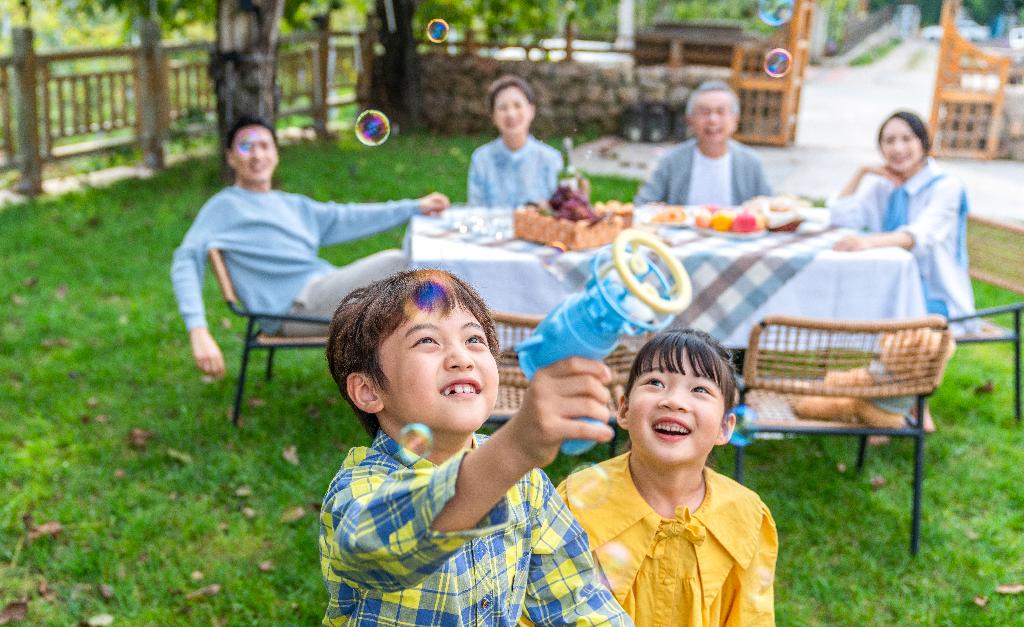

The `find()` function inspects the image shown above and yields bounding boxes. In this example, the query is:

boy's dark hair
[225,115,277,149]
[486,74,536,113]
[622,329,738,423]
[878,110,931,154]
[326,269,500,436]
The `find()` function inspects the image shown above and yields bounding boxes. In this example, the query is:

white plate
[693,226,768,239]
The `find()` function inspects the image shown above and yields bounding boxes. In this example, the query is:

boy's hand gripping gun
[515,229,693,455]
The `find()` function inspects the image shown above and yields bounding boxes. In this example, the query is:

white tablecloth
[405,212,926,348]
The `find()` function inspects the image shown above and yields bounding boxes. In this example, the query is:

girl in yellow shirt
[558,329,778,627]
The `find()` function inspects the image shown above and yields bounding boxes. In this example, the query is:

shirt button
[480,598,491,609]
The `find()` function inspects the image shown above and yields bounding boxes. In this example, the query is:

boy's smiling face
[618,356,735,469]
[349,306,498,458]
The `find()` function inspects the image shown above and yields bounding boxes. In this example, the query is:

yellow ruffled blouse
[556,453,778,627]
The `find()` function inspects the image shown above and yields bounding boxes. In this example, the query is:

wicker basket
[513,207,628,250]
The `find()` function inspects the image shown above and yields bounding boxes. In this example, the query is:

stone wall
[418,54,729,136]
[1000,87,1024,161]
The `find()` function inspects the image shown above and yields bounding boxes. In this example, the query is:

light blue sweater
[467,136,563,208]
[171,186,419,331]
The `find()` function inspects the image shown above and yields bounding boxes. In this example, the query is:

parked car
[1010,26,1024,50]
[957,19,990,42]
[921,25,943,41]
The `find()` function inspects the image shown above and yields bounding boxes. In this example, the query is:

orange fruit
[711,211,734,232]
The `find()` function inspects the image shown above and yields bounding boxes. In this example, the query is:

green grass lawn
[2,132,1023,625]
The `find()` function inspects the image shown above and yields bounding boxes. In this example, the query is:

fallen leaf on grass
[836,463,847,473]
[217,522,229,532]
[10,294,26,306]
[55,285,68,300]
[220,318,232,330]
[258,560,274,572]
[166,448,193,465]
[184,583,221,601]
[190,571,204,581]
[98,584,114,600]
[40,337,72,348]
[973,379,995,395]
[94,415,109,424]
[113,469,125,479]
[241,507,256,520]
[22,277,38,288]
[282,446,300,466]
[28,521,63,541]
[973,595,988,607]
[869,475,887,489]
[247,397,266,408]
[37,580,55,602]
[0,599,27,624]
[965,529,980,540]
[305,404,321,418]
[200,375,217,384]
[127,428,153,450]
[280,506,306,523]
[87,397,100,408]
[996,583,1024,594]
[234,485,252,497]
[81,614,113,626]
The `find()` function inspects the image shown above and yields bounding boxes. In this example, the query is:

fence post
[12,28,42,196]
[313,15,330,139]
[135,17,167,169]
[564,20,574,62]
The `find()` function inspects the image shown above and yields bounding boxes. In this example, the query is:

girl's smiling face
[618,353,735,470]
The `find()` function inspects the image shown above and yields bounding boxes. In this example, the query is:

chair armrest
[948,301,1024,323]
[227,301,331,325]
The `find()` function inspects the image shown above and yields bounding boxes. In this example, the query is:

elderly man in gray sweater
[635,80,772,207]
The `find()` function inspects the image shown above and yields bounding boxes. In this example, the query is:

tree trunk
[211,0,285,181]
[374,0,422,130]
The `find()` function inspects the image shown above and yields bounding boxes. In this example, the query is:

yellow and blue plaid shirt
[319,431,630,626]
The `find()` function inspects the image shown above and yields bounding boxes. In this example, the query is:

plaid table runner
[411,215,846,341]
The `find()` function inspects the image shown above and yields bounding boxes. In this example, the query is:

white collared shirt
[827,158,976,324]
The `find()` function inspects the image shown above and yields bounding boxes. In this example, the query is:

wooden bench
[208,249,330,426]
[951,214,1024,422]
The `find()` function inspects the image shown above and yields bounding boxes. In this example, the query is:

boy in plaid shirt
[319,269,630,626]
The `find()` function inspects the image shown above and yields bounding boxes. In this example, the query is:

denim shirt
[467,136,563,208]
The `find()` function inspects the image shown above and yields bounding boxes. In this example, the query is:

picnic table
[405,207,927,348]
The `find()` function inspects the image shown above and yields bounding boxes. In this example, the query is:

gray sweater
[634,139,772,206]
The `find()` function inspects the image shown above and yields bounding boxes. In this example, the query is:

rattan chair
[488,311,648,454]
[735,315,955,555]
[951,214,1024,423]
[208,249,331,426]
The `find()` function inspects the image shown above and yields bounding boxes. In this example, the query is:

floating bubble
[397,422,433,462]
[758,0,794,27]
[729,404,757,447]
[355,109,391,146]
[565,463,610,509]
[236,140,254,155]
[764,48,793,78]
[595,540,632,591]
[426,18,449,43]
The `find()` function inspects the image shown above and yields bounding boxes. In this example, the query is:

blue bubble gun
[515,229,693,455]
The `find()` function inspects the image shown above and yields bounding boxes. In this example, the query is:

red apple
[694,208,713,229]
[732,211,759,233]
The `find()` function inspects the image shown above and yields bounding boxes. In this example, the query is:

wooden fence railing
[1,21,361,194]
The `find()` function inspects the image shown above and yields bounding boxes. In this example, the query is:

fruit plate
[693,226,768,239]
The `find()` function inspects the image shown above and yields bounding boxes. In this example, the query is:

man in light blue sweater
[634,80,772,207]
[171,117,449,379]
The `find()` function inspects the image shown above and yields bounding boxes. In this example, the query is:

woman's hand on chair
[418,192,450,215]
[189,327,225,379]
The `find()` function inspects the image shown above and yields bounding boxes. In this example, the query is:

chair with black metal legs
[207,249,331,426]
[734,315,955,555]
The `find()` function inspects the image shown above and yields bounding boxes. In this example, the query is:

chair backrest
[743,315,955,398]
[967,215,1024,295]
[207,248,240,307]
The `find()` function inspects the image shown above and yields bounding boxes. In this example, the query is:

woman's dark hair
[878,110,930,154]
[622,329,738,423]
[225,115,277,149]
[486,75,536,113]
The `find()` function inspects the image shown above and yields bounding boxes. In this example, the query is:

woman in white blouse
[829,111,975,323]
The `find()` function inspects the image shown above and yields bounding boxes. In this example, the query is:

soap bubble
[729,404,757,447]
[355,109,391,146]
[758,0,794,27]
[236,140,254,155]
[764,48,793,78]
[596,540,632,591]
[426,18,449,43]
[565,463,610,509]
[397,423,433,462]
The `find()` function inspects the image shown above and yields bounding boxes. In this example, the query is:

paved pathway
[576,39,1023,223]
